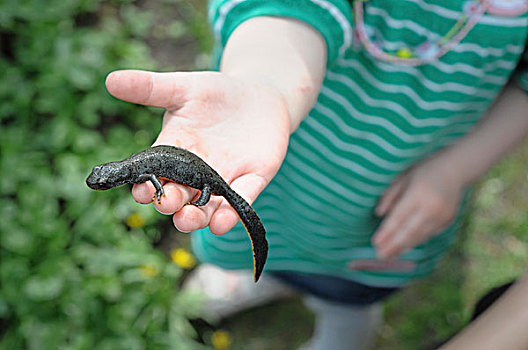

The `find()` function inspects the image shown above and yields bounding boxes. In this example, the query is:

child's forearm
[220,16,327,133]
[441,273,528,350]
[435,83,528,187]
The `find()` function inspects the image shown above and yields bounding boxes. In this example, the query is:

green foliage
[0,0,207,348]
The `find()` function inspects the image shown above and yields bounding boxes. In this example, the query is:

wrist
[423,150,468,191]
[433,142,500,189]
[221,67,318,134]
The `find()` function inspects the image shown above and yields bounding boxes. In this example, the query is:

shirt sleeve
[208,0,354,67]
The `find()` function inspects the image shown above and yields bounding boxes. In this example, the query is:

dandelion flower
[140,264,159,278]
[211,330,231,350]
[126,212,145,228]
[170,248,197,269]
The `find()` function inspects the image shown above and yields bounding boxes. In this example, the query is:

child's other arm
[373,83,528,259]
[440,272,528,350]
[432,83,528,187]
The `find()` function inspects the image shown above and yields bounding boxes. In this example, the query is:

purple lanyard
[353,0,491,66]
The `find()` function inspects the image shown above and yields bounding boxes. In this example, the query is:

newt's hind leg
[190,184,211,206]
[137,174,165,204]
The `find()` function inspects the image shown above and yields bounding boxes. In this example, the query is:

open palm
[106,70,291,235]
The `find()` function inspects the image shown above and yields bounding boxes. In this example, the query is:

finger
[376,176,407,217]
[372,193,415,248]
[209,173,268,236]
[132,180,194,209]
[132,182,158,204]
[172,196,222,233]
[153,182,196,215]
[375,213,428,260]
[105,70,188,109]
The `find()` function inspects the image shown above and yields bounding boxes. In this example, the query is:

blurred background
[0,1,527,349]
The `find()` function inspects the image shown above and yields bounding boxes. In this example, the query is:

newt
[86,145,268,282]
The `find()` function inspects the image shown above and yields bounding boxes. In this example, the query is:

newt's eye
[99,166,112,177]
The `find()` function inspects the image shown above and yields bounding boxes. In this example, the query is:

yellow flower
[126,212,145,228]
[211,330,231,350]
[170,248,196,269]
[140,264,159,278]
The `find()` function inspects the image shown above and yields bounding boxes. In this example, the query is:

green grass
[218,299,314,350]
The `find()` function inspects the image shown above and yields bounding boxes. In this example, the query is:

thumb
[105,70,188,109]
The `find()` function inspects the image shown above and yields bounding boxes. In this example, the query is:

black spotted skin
[86,145,268,282]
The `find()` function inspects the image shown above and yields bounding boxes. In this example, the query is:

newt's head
[86,162,128,190]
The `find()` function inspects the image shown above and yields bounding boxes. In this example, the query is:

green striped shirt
[192,0,528,287]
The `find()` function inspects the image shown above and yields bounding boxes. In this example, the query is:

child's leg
[303,295,383,350]
[272,272,399,350]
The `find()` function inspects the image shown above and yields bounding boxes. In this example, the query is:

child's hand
[105,70,291,235]
[372,155,465,259]
[372,85,528,260]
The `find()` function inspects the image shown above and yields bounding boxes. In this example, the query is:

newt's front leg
[137,174,165,204]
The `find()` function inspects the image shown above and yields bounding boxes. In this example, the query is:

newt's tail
[222,189,268,282]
